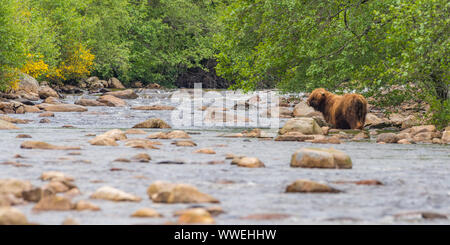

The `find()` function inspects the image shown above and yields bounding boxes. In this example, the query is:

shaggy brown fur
[307,88,368,129]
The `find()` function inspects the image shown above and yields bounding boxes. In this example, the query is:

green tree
[84,0,132,83]
[0,0,25,91]
[128,0,217,86]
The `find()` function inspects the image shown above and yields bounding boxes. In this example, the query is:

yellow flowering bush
[21,53,49,79]
[51,44,95,82]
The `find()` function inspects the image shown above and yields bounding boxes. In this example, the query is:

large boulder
[365,113,389,128]
[18,73,39,94]
[108,77,125,89]
[105,89,138,99]
[279,118,323,135]
[293,101,321,117]
[0,101,25,114]
[290,148,352,169]
[133,118,171,129]
[442,129,450,144]
[38,86,59,99]
[75,99,106,107]
[132,105,176,111]
[147,181,219,204]
[97,95,126,107]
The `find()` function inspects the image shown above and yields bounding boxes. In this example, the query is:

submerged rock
[21,141,81,150]
[102,129,127,141]
[147,130,190,139]
[0,119,19,130]
[62,217,80,225]
[147,181,219,204]
[125,129,147,135]
[89,135,119,146]
[172,140,197,147]
[286,180,340,193]
[90,186,142,202]
[275,132,315,141]
[0,115,30,124]
[194,148,216,154]
[132,105,175,111]
[74,200,101,211]
[279,118,323,135]
[41,171,74,182]
[38,112,55,117]
[131,208,162,218]
[125,139,161,149]
[132,153,151,162]
[133,118,171,129]
[41,104,87,112]
[176,208,215,224]
[290,148,352,169]
[105,89,138,99]
[75,99,105,107]
[97,95,126,107]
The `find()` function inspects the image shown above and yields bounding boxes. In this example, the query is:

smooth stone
[90,186,142,202]
[133,118,171,129]
[20,141,81,150]
[131,208,162,218]
[290,148,352,169]
[286,180,340,193]
[279,117,323,135]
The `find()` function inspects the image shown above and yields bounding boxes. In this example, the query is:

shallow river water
[1,89,449,224]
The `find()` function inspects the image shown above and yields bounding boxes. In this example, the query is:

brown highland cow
[307,88,368,129]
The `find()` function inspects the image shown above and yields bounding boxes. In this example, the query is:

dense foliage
[0,0,218,88]
[0,0,448,126]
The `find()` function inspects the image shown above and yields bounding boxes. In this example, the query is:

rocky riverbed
[1,86,449,225]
